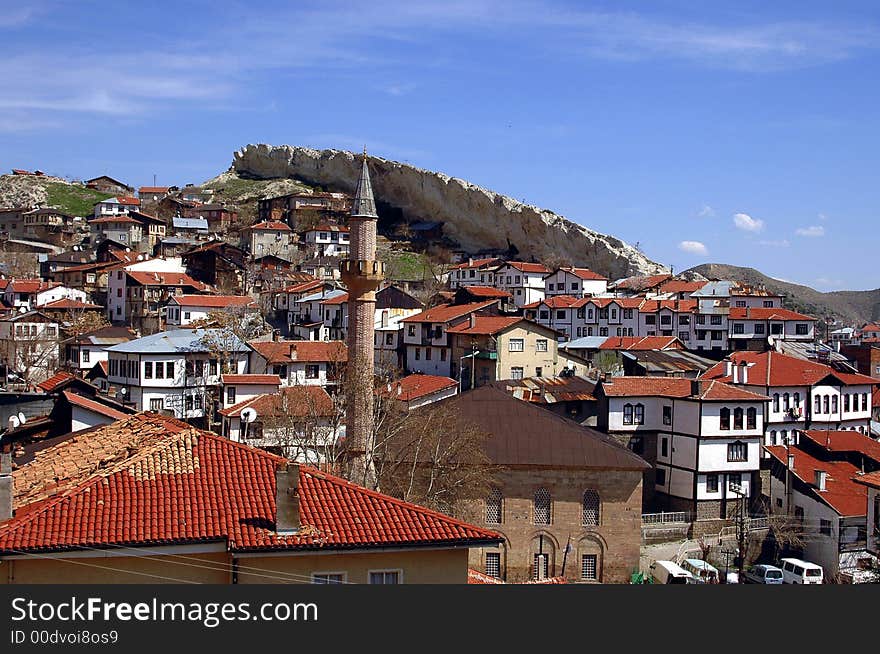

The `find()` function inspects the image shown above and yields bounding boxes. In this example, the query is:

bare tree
[2,316,60,387]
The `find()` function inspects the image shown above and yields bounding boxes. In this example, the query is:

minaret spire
[340,149,384,488]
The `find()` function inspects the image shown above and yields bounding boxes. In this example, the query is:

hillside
[229,144,667,279]
[0,174,110,216]
[685,263,880,325]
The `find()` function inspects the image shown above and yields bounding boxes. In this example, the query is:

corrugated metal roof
[105,328,248,354]
[172,216,209,229]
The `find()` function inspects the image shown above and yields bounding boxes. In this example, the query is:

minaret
[340,148,384,487]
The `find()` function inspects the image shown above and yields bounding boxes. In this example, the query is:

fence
[642,511,691,526]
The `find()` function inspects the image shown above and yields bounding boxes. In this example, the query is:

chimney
[739,362,749,385]
[724,360,733,378]
[0,448,12,522]
[467,257,473,267]
[814,469,827,492]
[397,384,402,396]
[275,463,301,534]
[731,363,739,384]
[690,379,701,397]
[469,312,477,329]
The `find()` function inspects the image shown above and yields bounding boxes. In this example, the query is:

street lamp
[729,482,747,576]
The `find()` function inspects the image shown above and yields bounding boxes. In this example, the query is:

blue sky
[2,1,878,291]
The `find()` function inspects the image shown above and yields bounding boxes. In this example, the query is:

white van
[682,559,720,584]
[650,560,694,584]
[779,558,823,584]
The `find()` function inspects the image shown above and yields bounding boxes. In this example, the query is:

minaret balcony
[339,259,386,280]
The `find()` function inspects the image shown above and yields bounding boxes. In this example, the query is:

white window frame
[368,569,403,584]
[508,338,524,352]
[311,571,348,584]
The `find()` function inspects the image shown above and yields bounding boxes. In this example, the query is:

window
[831,395,838,413]
[863,393,868,411]
[735,300,747,308]
[720,407,731,430]
[46,326,57,337]
[556,311,566,320]
[662,405,672,425]
[733,408,743,430]
[629,436,644,454]
[305,364,320,379]
[660,437,668,457]
[150,398,163,411]
[728,473,742,490]
[706,474,719,493]
[185,395,193,411]
[536,339,548,352]
[194,395,202,410]
[660,314,670,325]
[814,395,821,413]
[819,519,831,536]
[599,327,608,337]
[415,348,420,361]
[624,309,634,319]
[796,324,808,335]
[655,468,667,486]
[533,554,549,580]
[754,323,765,334]
[227,387,236,405]
[533,488,551,525]
[710,315,722,325]
[770,430,777,445]
[581,554,598,581]
[623,403,633,425]
[425,347,432,360]
[773,394,780,412]
[844,394,850,412]
[823,395,829,413]
[582,490,600,526]
[747,407,757,429]
[695,315,706,325]
[510,367,524,380]
[440,349,447,362]
[678,331,690,342]
[486,488,503,524]
[728,441,747,462]
[771,323,783,335]
[509,338,524,352]
[548,283,555,291]
[144,362,153,379]
[164,362,173,378]
[369,571,400,584]
[385,333,394,345]
[209,360,217,376]
[644,315,656,325]
[535,366,542,377]
[539,310,549,320]
[82,349,90,363]
[407,325,416,337]
[485,552,501,579]
[634,403,644,425]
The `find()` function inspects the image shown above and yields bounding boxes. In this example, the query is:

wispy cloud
[796,225,825,237]
[697,205,715,218]
[678,240,708,255]
[758,239,790,248]
[733,212,764,232]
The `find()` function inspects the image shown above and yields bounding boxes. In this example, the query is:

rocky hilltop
[232,144,666,279]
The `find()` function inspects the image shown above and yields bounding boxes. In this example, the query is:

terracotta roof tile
[36,298,102,310]
[503,261,550,274]
[458,286,512,299]
[401,301,497,324]
[170,295,255,308]
[599,377,768,402]
[221,374,282,386]
[552,266,607,281]
[36,371,76,393]
[219,385,334,418]
[248,221,292,231]
[248,340,348,364]
[62,390,131,421]
[446,316,522,335]
[379,374,458,402]
[703,351,879,388]
[799,430,880,465]
[599,336,683,351]
[728,307,815,321]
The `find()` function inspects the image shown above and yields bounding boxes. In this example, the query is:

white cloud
[697,205,715,218]
[796,225,825,237]
[818,213,828,221]
[678,240,708,256]
[733,212,764,232]
[758,239,790,248]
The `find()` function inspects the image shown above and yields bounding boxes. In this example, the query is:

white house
[491,262,549,309]
[0,310,61,384]
[289,288,348,341]
[302,224,350,257]
[104,328,249,420]
[220,373,281,411]
[93,196,140,217]
[61,326,136,372]
[445,258,504,289]
[165,295,257,329]
[3,280,85,311]
[544,267,608,298]
[247,339,347,387]
[702,351,877,447]
[727,307,816,350]
[377,373,458,410]
[597,376,768,518]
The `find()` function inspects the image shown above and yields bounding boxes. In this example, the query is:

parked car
[649,560,694,584]
[743,564,784,584]
[681,559,720,584]
[779,558,823,584]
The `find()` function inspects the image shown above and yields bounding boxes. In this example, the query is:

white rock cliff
[232,144,666,278]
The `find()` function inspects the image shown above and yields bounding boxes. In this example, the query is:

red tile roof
[35,298,102,310]
[853,470,880,490]
[36,371,76,393]
[88,215,142,225]
[321,292,349,305]
[612,273,672,291]
[524,295,586,310]
[6,280,62,294]
[553,266,607,281]
[401,301,497,324]
[638,299,698,313]
[282,280,324,294]
[248,340,348,364]
[799,430,880,465]
[728,307,815,321]
[126,271,209,290]
[703,351,879,388]
[380,374,458,402]
[306,224,349,233]
[448,257,502,270]
[221,374,282,386]
[587,297,644,309]
[446,316,523,335]
[765,445,867,517]
[219,385,334,418]
[599,377,768,402]
[170,294,255,308]
[599,336,683,351]
[0,424,502,554]
[62,390,130,421]
[138,186,170,194]
[248,221,292,231]
[503,261,550,274]
[658,280,708,294]
[458,286,512,299]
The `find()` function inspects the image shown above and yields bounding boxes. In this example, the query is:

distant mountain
[684,263,880,326]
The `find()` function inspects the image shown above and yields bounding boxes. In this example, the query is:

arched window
[823,395,830,413]
[634,403,645,425]
[623,403,633,425]
[733,407,744,430]
[720,407,731,430]
[831,395,838,413]
[815,395,821,413]
[534,488,551,525]
[746,407,757,430]
[773,393,780,412]
[794,392,801,408]
[582,489,600,526]
[486,487,503,525]
[770,430,777,445]
[783,393,790,411]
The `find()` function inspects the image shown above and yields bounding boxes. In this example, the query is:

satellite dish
[17,412,26,425]
[18,306,26,313]
[240,407,257,424]
[8,415,20,429]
